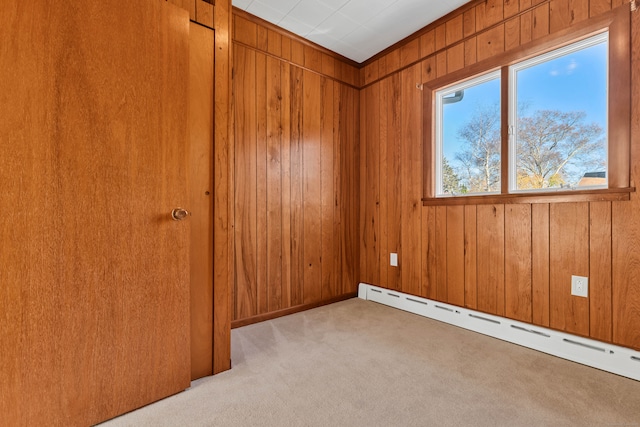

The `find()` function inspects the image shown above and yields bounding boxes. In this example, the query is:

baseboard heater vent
[358,283,640,382]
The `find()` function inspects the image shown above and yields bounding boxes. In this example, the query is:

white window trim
[508,31,610,194]
[435,70,501,197]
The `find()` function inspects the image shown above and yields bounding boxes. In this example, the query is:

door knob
[171,208,191,221]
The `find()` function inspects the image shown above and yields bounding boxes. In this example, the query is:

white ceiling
[232,0,472,63]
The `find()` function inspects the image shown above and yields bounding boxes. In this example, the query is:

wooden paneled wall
[232,12,360,324]
[233,11,360,88]
[359,0,640,351]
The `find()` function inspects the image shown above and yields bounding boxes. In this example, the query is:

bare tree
[455,103,501,193]
[449,106,604,192]
[515,109,605,189]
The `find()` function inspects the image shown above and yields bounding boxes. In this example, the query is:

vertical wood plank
[435,24,447,50]
[504,0,520,18]
[266,56,283,312]
[359,88,368,284]
[464,37,478,66]
[477,25,506,62]
[255,52,268,315]
[422,206,438,300]
[532,3,550,40]
[400,64,423,296]
[476,0,504,30]
[291,40,304,66]
[290,66,304,306]
[234,15,257,47]
[436,52,448,78]
[435,206,448,301]
[549,203,590,336]
[384,50,401,76]
[463,8,476,37]
[447,44,466,73]
[267,29,282,57]
[477,205,505,316]
[446,15,464,45]
[302,70,322,304]
[361,84,381,286]
[550,0,572,32]
[363,62,379,86]
[422,57,437,83]
[341,84,360,294]
[381,78,395,289]
[420,30,436,58]
[332,83,343,295]
[378,79,389,289]
[233,45,257,320]
[281,61,292,309]
[400,38,421,68]
[520,10,533,45]
[281,36,292,62]
[256,25,268,52]
[589,0,612,18]
[447,206,465,306]
[505,17,521,51]
[321,77,336,299]
[532,203,550,327]
[464,205,478,309]
[550,0,589,33]
[321,54,336,79]
[505,204,532,323]
[590,201,612,342]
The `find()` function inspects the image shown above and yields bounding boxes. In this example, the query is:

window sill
[421,187,635,206]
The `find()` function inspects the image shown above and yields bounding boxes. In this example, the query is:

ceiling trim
[232,7,361,68]
[360,0,486,67]
[232,38,361,89]
[359,0,555,89]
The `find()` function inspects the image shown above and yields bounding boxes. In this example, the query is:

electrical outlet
[390,253,398,267]
[571,275,588,298]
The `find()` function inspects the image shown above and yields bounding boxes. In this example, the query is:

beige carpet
[101,298,640,426]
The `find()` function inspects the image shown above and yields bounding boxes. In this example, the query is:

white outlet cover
[390,253,398,267]
[571,275,589,298]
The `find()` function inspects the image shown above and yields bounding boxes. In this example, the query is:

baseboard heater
[358,283,640,382]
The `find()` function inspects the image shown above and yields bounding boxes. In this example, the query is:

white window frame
[435,70,501,197]
[508,32,609,193]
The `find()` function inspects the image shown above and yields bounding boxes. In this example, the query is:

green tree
[442,156,465,194]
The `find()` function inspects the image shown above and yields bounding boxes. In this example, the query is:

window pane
[512,34,608,191]
[437,72,501,196]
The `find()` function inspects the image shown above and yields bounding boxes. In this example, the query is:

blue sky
[441,40,608,171]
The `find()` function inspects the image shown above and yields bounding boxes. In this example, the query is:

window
[423,7,631,205]
[509,33,608,192]
[436,71,501,196]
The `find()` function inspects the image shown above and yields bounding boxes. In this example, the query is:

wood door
[0,1,191,425]
[189,22,215,380]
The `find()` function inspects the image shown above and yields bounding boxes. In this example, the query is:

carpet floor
[101,298,640,426]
